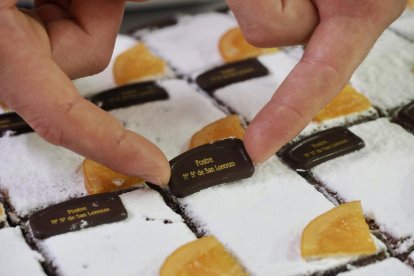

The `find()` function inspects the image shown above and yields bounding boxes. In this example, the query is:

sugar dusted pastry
[177,157,385,275]
[34,189,196,276]
[0,227,46,276]
[337,258,414,276]
[351,30,414,114]
[142,13,238,74]
[310,119,414,254]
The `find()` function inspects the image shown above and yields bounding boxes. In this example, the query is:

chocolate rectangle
[90,81,169,111]
[396,101,414,132]
[195,58,269,93]
[281,127,365,171]
[29,193,128,239]
[0,112,33,137]
[168,138,254,198]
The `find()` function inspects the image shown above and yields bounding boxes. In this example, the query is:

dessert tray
[0,4,414,276]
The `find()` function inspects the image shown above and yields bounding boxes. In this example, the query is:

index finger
[1,48,170,186]
[243,17,386,163]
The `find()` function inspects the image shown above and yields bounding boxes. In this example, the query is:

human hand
[227,0,406,162]
[0,0,170,185]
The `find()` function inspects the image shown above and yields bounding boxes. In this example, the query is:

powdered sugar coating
[142,13,237,74]
[110,79,227,159]
[312,119,414,250]
[179,157,385,275]
[338,258,414,276]
[0,227,45,276]
[36,189,195,276]
[350,30,414,113]
[0,134,85,217]
[390,9,414,42]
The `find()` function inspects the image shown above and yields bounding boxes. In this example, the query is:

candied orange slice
[219,27,278,63]
[160,236,248,276]
[313,85,372,123]
[189,115,245,149]
[82,159,144,195]
[113,43,166,85]
[301,201,376,259]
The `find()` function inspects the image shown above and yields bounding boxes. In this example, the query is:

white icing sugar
[36,189,195,276]
[338,258,414,276]
[350,30,414,113]
[142,13,237,74]
[312,119,414,248]
[74,35,174,97]
[110,79,226,160]
[390,9,414,42]
[0,227,46,276]
[179,157,385,275]
[0,134,85,217]
[410,251,414,265]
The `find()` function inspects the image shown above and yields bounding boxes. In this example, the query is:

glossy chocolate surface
[195,59,269,93]
[90,81,169,111]
[282,127,365,171]
[168,138,254,198]
[29,193,128,239]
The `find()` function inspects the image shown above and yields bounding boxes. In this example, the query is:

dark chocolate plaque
[195,59,269,93]
[0,112,33,137]
[90,81,169,111]
[282,127,365,171]
[168,138,254,198]
[396,101,414,132]
[29,193,128,239]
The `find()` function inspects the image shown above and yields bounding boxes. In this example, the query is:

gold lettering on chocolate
[195,158,214,167]
[67,207,88,215]
[303,139,350,158]
[211,67,255,82]
[49,207,112,227]
[182,158,237,182]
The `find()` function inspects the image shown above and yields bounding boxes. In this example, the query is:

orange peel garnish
[82,159,144,195]
[189,115,245,149]
[113,43,166,86]
[313,85,372,123]
[160,236,248,276]
[301,201,376,260]
[219,27,278,63]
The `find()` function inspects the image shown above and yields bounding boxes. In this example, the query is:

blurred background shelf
[17,0,228,34]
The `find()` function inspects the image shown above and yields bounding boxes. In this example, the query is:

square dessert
[350,30,414,114]
[337,258,414,276]
[0,227,46,276]
[141,12,238,74]
[175,157,386,275]
[307,119,414,254]
[34,189,195,276]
